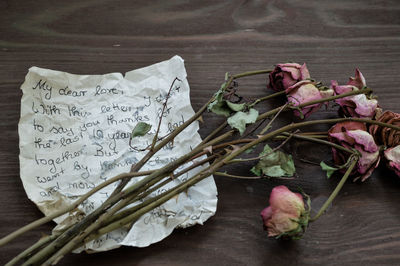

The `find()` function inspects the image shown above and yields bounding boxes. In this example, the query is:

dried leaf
[227,108,259,135]
[251,144,296,177]
[320,161,338,179]
[131,122,152,139]
[208,83,231,117]
[227,101,246,112]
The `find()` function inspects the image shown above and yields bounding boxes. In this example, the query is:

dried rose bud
[268,63,310,92]
[331,69,377,118]
[328,121,380,181]
[260,185,308,239]
[384,145,400,177]
[286,80,334,118]
[369,110,400,147]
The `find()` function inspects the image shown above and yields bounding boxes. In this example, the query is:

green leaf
[131,122,152,139]
[320,161,338,179]
[227,108,259,135]
[208,83,232,117]
[250,144,296,177]
[226,101,246,112]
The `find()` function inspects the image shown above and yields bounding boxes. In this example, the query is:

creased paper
[18,55,217,251]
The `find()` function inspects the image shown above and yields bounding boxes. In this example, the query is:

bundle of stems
[1,69,400,266]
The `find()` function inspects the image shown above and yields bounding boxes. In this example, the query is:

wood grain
[1,0,400,265]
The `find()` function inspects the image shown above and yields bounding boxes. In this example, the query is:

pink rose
[268,63,310,92]
[384,145,400,177]
[260,185,308,238]
[328,121,380,181]
[286,80,334,118]
[331,69,378,118]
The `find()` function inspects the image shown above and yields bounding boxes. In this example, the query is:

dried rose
[268,63,310,92]
[331,69,377,118]
[369,110,400,147]
[260,185,308,239]
[286,80,334,118]
[328,121,380,181]
[384,145,400,177]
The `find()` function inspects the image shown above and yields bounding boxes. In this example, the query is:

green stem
[229,131,295,163]
[275,134,327,139]
[309,158,358,222]
[260,102,289,134]
[0,170,154,247]
[150,77,182,150]
[232,69,272,79]
[5,233,61,266]
[83,155,228,246]
[214,172,260,179]
[26,132,233,266]
[249,90,285,108]
[279,132,354,154]
[201,121,227,144]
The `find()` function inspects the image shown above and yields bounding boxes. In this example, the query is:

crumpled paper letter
[18,55,217,251]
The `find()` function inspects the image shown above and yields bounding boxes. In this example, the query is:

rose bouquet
[1,62,400,265]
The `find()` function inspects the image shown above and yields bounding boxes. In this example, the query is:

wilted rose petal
[268,63,311,92]
[328,122,380,181]
[286,80,334,118]
[331,69,377,119]
[384,145,400,177]
[347,68,366,89]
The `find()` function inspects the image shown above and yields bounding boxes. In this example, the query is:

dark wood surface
[1,0,400,265]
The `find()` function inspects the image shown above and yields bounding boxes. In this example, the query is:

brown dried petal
[369,111,400,147]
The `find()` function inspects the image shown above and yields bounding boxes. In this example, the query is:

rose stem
[23,132,233,266]
[277,132,354,154]
[229,131,296,163]
[40,155,226,266]
[309,158,358,222]
[5,233,62,266]
[0,170,154,247]
[248,90,285,108]
[213,172,261,179]
[40,117,400,265]
[259,102,290,134]
[69,154,230,251]
[103,154,220,226]
[232,69,272,78]
[200,121,228,144]
[122,153,220,209]
[150,77,182,150]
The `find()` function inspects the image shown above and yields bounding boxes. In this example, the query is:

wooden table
[1,0,400,265]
